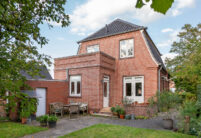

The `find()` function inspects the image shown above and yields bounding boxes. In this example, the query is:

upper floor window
[70,75,81,97]
[120,39,134,58]
[87,45,99,53]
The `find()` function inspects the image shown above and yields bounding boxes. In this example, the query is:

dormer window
[87,45,99,53]
[120,39,134,58]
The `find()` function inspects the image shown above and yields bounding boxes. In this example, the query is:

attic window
[120,39,134,58]
[87,45,99,53]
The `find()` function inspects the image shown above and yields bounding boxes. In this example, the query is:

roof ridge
[78,18,146,43]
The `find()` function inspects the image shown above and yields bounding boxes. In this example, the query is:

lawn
[0,122,47,138]
[60,124,195,138]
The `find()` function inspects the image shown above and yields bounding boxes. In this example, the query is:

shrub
[111,107,115,112]
[119,109,125,115]
[47,115,58,122]
[37,115,48,123]
[114,105,122,115]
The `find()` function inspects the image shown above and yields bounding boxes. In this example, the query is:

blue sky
[38,0,201,77]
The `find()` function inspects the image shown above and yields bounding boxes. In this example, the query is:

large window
[87,45,99,53]
[123,76,144,103]
[120,39,134,58]
[70,76,81,96]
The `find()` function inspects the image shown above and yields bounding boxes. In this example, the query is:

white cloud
[161,28,174,33]
[70,0,163,34]
[162,53,177,62]
[170,0,195,16]
[69,0,196,35]
[158,29,180,48]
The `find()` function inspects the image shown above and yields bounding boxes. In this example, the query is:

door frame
[103,76,110,108]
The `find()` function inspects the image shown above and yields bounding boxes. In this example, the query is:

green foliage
[178,92,197,102]
[0,0,70,112]
[119,109,125,115]
[135,0,174,14]
[20,96,37,118]
[47,115,58,122]
[36,115,49,123]
[166,24,201,94]
[110,107,115,112]
[180,101,198,118]
[154,91,182,112]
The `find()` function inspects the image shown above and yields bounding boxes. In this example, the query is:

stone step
[92,113,113,117]
[99,107,112,113]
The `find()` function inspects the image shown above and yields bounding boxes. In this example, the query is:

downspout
[158,65,162,93]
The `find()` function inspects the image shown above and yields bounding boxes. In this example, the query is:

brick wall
[78,31,159,103]
[26,80,68,114]
[0,99,6,117]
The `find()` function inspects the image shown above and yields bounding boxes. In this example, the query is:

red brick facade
[54,30,169,113]
[26,80,68,113]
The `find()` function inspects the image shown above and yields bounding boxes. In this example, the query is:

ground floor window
[123,76,144,103]
[70,75,81,97]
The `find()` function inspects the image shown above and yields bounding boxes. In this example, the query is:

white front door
[103,76,109,107]
[36,88,46,117]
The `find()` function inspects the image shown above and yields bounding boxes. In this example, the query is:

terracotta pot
[48,121,57,128]
[119,115,125,119]
[21,118,27,124]
[113,112,118,116]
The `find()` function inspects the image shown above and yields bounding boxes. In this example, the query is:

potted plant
[37,115,48,127]
[20,110,29,124]
[47,115,58,128]
[162,112,173,129]
[119,109,125,119]
[114,105,121,117]
[111,107,117,116]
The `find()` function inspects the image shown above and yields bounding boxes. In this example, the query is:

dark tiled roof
[142,30,166,70]
[20,66,52,80]
[78,19,145,43]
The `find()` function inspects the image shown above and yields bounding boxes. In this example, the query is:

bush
[114,105,122,115]
[156,91,182,112]
[36,115,48,123]
[111,107,115,112]
[47,115,58,122]
[119,109,125,115]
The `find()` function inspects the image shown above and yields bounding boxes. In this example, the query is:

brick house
[54,19,169,114]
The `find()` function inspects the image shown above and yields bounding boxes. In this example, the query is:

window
[87,45,99,53]
[126,83,132,96]
[70,76,81,96]
[120,39,134,58]
[123,76,144,103]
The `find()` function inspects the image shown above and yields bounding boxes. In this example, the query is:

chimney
[105,24,109,33]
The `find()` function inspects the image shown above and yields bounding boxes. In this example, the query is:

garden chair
[49,102,64,117]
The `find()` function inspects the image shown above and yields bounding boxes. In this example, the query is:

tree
[166,24,201,94]
[0,0,70,111]
[135,0,174,14]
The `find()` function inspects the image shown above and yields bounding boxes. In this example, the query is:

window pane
[77,81,81,94]
[120,39,134,58]
[87,45,99,53]
[136,82,142,96]
[104,82,107,97]
[126,83,132,96]
[71,82,75,94]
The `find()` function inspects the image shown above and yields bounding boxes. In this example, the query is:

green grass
[59,124,195,138]
[0,122,48,138]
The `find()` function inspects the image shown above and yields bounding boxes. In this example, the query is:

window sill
[68,95,81,98]
[119,56,134,60]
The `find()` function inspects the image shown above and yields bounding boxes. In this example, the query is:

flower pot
[119,115,125,119]
[40,122,47,127]
[21,118,27,124]
[163,119,173,129]
[48,121,57,128]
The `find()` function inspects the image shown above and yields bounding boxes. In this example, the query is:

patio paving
[23,116,164,138]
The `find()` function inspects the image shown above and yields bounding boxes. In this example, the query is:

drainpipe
[158,65,162,93]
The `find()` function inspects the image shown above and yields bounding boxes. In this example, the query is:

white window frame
[69,75,81,97]
[87,44,99,53]
[120,39,134,58]
[123,76,144,103]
